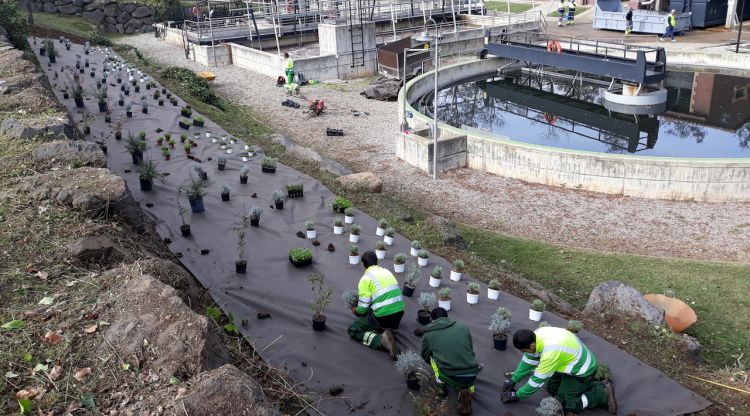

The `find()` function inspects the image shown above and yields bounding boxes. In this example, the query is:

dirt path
[121,34,750,263]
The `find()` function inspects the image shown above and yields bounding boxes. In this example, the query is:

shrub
[395,350,425,379]
[87,30,112,47]
[567,320,584,333]
[161,66,220,106]
[0,2,27,50]
[417,292,437,312]
[467,282,480,294]
[404,265,420,286]
[430,266,442,279]
[489,307,512,337]
[288,248,312,262]
[394,253,407,265]
[531,299,546,312]
[341,289,358,308]
[152,0,186,23]
[489,278,501,290]
[438,287,451,300]
[536,397,563,416]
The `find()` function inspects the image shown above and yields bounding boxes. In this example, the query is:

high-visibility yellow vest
[356,266,405,317]
[284,58,294,70]
[666,14,675,27]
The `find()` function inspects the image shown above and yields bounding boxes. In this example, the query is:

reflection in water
[428,70,750,158]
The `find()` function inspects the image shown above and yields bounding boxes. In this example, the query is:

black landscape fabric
[34,40,711,415]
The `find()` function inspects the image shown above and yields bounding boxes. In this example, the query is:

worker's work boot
[381,329,400,360]
[603,380,618,414]
[457,388,472,415]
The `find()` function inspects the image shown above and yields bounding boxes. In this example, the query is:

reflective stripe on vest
[360,267,404,316]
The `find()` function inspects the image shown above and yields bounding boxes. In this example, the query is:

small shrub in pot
[428,265,442,288]
[348,244,360,265]
[261,157,277,173]
[308,273,333,331]
[305,221,317,239]
[272,190,284,209]
[489,307,512,351]
[125,133,147,165]
[287,183,304,198]
[383,227,396,246]
[417,250,430,267]
[450,259,465,282]
[137,159,164,192]
[333,218,344,235]
[182,174,207,213]
[239,166,250,184]
[248,206,262,227]
[234,226,247,274]
[438,287,452,311]
[176,191,191,237]
[466,282,480,305]
[402,264,420,297]
[535,397,563,416]
[344,207,354,224]
[376,218,388,236]
[488,278,501,300]
[375,240,387,260]
[417,292,437,325]
[332,196,352,213]
[349,224,361,243]
[220,184,231,201]
[395,350,426,391]
[217,154,227,171]
[410,240,421,257]
[529,299,546,322]
[288,248,313,268]
[566,320,584,334]
[393,253,407,274]
[342,289,359,309]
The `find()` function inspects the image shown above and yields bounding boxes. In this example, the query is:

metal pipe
[208,0,217,67]
[424,17,439,180]
[737,0,746,54]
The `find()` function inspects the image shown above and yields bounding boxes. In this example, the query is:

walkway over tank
[481,32,667,85]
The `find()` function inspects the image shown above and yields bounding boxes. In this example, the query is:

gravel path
[122,34,750,263]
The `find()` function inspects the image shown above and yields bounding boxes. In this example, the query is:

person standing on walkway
[557,0,567,27]
[658,10,677,42]
[421,307,480,415]
[283,52,295,84]
[566,0,577,26]
[347,251,405,360]
[501,327,618,414]
[625,7,634,35]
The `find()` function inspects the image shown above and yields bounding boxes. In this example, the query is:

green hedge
[0,0,28,50]
[161,66,221,107]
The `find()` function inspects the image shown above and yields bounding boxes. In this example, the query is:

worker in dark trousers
[658,10,677,42]
[566,0,577,25]
[557,0,566,27]
[625,7,634,35]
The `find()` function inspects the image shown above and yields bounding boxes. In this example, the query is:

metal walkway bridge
[480,32,667,85]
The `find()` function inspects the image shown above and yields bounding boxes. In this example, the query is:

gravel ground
[122,34,750,263]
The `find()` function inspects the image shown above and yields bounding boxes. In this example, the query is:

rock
[134,259,196,304]
[678,333,702,363]
[336,172,383,193]
[56,4,81,13]
[100,266,230,380]
[73,0,83,7]
[82,9,104,23]
[172,364,279,415]
[131,5,152,18]
[124,18,143,33]
[425,215,467,250]
[54,0,72,6]
[583,281,665,326]
[0,113,69,141]
[115,23,124,33]
[122,2,136,13]
[104,16,117,25]
[116,10,129,23]
[67,235,115,261]
[42,2,57,12]
[103,2,119,16]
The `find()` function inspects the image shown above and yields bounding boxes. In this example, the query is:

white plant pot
[384,235,394,246]
[375,250,386,260]
[349,255,360,265]
[376,227,385,237]
[417,257,429,267]
[410,247,418,256]
[438,299,451,311]
[450,270,462,282]
[344,215,354,224]
[529,309,543,322]
[212,138,217,143]
[333,226,344,235]
[205,132,211,139]
[226,149,233,154]
[488,288,501,300]
[349,234,359,243]
[245,145,250,151]
[242,157,248,162]
[466,293,479,305]
[393,263,405,274]
[306,230,317,239]
[429,276,441,288]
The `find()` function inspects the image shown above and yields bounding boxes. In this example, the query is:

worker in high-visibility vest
[501,327,618,414]
[658,10,677,42]
[347,251,405,360]
[566,0,577,25]
[557,0,566,27]
[283,52,295,84]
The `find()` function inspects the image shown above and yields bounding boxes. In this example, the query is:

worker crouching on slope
[347,251,404,360]
[502,327,617,415]
[421,307,480,415]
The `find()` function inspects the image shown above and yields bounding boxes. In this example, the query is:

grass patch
[26,11,102,39]
[485,1,534,13]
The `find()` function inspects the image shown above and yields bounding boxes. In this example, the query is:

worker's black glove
[501,391,519,403]
[502,379,516,392]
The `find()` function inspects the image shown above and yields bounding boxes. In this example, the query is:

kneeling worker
[421,307,480,415]
[502,327,617,414]
[347,251,404,359]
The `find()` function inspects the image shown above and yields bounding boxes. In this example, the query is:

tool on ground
[281,99,300,108]
[326,128,343,136]
[351,109,370,117]
[307,99,325,116]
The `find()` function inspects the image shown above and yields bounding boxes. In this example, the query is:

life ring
[544,113,559,125]
[547,40,562,53]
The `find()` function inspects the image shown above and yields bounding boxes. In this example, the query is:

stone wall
[27,0,154,34]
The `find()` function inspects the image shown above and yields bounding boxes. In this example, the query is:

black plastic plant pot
[240,176,248,184]
[171,100,178,106]
[100,145,107,154]
[83,126,90,135]
[402,284,415,297]
[235,260,247,274]
[193,120,204,127]
[135,86,140,93]
[287,190,303,198]
[250,218,259,227]
[146,84,151,90]
[120,85,125,92]
[118,100,124,106]
[162,88,167,94]
[312,316,326,331]
[126,111,132,118]
[189,197,205,213]
[79,68,84,74]
[139,177,153,192]
[90,72,95,78]
[63,92,69,100]
[417,310,431,325]
[275,201,283,210]
[262,167,276,173]
[142,108,148,114]
[117,78,122,84]
[179,120,190,129]
[181,110,192,118]
[124,90,130,96]
[74,98,84,108]
[218,162,226,171]
[180,224,191,237]
[98,102,107,112]
[115,132,122,140]
[49,55,56,64]
[199,172,208,181]
[131,152,142,165]
[406,376,421,391]
[158,100,164,106]
[493,335,508,351]
[289,256,312,268]
[40,47,45,56]
[104,115,111,123]
[221,193,230,202]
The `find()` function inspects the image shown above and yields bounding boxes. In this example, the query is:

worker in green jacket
[347,251,405,360]
[283,52,295,84]
[421,307,480,415]
[502,327,617,414]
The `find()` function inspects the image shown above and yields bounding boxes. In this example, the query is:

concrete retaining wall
[666,50,750,72]
[397,59,750,202]
[27,0,154,34]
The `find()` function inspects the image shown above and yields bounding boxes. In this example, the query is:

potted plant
[134,84,140,93]
[205,130,212,139]
[217,154,227,171]
[114,122,123,140]
[272,190,284,209]
[410,240,421,257]
[375,219,388,237]
[125,103,132,117]
[288,248,313,268]
[141,100,148,114]
[395,350,425,391]
[488,279,501,300]
[384,227,396,246]
[72,83,84,108]
[489,307,512,350]
[153,90,160,100]
[333,219,344,235]
[194,165,208,181]
[305,221,317,239]
[309,273,333,331]
[184,142,193,154]
[417,250,430,267]
[248,206,262,227]
[417,292,437,325]
[287,184,304,198]
[536,397,564,416]
[235,226,247,273]
[177,196,191,236]
[429,265,442,288]
[96,87,108,112]
[261,157,277,173]
[393,253,407,274]
[180,134,188,143]
[332,196,352,214]
[529,299,546,322]
[118,93,125,106]
[349,224,361,243]
[239,166,250,184]
[342,289,358,309]
[138,159,164,192]
[125,133,147,165]
[450,259,465,282]
[375,241,387,260]
[401,265,420,297]
[221,184,231,201]
[345,243,360,265]
[344,207,355,224]
[182,174,207,213]
[181,106,193,118]
[566,320,584,334]
[193,116,205,127]
[161,147,171,160]
[168,139,175,148]
[44,40,57,63]
[156,136,164,146]
[438,288,452,311]
[466,282,480,305]
[179,118,191,129]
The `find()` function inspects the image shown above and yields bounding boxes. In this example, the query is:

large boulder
[131,5,152,18]
[583,281,665,326]
[57,4,81,14]
[82,9,105,23]
[31,140,106,168]
[67,234,116,261]
[42,1,57,12]
[425,215,467,250]
[0,113,69,141]
[135,258,197,303]
[172,365,279,416]
[116,10,130,23]
[54,0,72,6]
[122,2,137,13]
[336,171,383,193]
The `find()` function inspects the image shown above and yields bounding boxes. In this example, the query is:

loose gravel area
[122,34,750,263]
